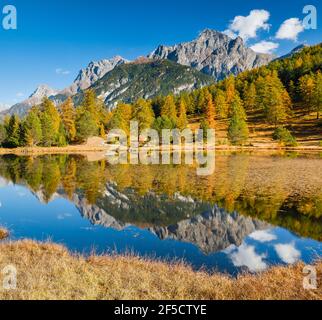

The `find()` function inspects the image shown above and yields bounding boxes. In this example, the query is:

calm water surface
[0,153,321,275]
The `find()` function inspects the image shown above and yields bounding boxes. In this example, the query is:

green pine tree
[24,107,42,146]
[153,116,176,135]
[40,98,61,146]
[243,82,257,111]
[0,124,6,146]
[57,123,68,147]
[4,114,21,148]
[76,111,98,142]
[228,94,249,145]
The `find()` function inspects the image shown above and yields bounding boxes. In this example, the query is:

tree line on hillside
[94,43,322,146]
[0,90,109,148]
[1,44,321,148]
[108,44,321,145]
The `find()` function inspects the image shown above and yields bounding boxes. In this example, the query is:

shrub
[273,127,298,147]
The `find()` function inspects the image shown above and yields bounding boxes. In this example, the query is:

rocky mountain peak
[1,56,130,117]
[0,84,58,118]
[148,29,274,81]
[29,84,57,99]
[198,28,229,40]
[64,55,130,95]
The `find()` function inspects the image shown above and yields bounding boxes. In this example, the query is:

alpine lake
[0,151,321,275]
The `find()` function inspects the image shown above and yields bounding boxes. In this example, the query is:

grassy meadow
[0,240,321,300]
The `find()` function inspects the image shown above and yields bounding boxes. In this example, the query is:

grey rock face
[31,183,270,254]
[59,56,129,96]
[75,194,270,254]
[73,193,129,231]
[64,184,270,254]
[150,206,270,254]
[148,29,274,81]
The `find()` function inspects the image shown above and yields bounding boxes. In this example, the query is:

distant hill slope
[0,85,58,118]
[277,44,308,61]
[74,59,214,108]
[1,56,129,118]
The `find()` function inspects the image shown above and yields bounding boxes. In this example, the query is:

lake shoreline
[0,240,321,300]
[0,144,321,156]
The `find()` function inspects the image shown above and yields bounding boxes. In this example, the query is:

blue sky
[0,0,321,109]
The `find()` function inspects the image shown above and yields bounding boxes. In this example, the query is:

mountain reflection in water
[0,153,321,275]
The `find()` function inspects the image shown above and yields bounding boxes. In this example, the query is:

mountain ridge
[277,44,308,60]
[0,84,58,118]
[58,55,129,97]
[2,29,292,117]
[74,59,214,108]
[148,29,274,80]
[1,56,129,117]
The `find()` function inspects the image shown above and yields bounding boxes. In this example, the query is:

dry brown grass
[0,228,9,240]
[0,241,321,300]
[189,107,322,149]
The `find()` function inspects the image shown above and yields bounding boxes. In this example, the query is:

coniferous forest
[0,44,321,148]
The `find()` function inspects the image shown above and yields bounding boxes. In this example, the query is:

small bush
[216,138,229,146]
[0,228,9,240]
[273,127,298,147]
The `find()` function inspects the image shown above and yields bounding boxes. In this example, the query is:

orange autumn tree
[177,97,188,130]
[60,97,76,143]
[205,91,216,129]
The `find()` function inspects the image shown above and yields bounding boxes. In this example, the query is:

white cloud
[230,243,268,272]
[0,177,8,188]
[250,41,279,54]
[225,9,271,41]
[249,230,277,242]
[276,18,304,41]
[16,92,24,98]
[57,213,73,220]
[275,243,301,264]
[55,68,70,75]
[223,29,237,39]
